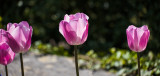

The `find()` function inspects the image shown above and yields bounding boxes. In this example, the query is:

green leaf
[110,48,116,54]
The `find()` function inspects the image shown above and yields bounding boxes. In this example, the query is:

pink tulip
[126,25,150,52]
[0,29,15,65]
[7,21,33,53]
[59,13,89,45]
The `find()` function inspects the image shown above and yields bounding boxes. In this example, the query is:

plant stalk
[137,52,141,76]
[20,53,24,76]
[5,65,8,76]
[74,45,79,76]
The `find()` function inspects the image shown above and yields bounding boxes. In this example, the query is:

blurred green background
[1,0,160,52]
[1,0,160,75]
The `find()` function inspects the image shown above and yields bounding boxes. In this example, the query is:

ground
[0,52,116,76]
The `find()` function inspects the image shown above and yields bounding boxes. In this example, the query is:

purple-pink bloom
[0,29,15,65]
[126,25,150,52]
[59,13,89,45]
[7,21,33,53]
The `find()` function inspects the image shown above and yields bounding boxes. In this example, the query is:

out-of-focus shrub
[79,48,160,76]
[1,0,160,53]
[30,41,160,75]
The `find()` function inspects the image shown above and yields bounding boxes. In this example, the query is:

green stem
[74,45,79,76]
[137,52,141,76]
[5,65,8,76]
[20,53,24,76]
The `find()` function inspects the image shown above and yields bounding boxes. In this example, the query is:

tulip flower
[59,13,89,45]
[0,29,15,76]
[0,43,15,65]
[126,25,150,52]
[59,13,89,76]
[7,21,33,53]
[126,25,150,76]
[7,21,33,76]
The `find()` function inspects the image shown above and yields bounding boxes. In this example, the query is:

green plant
[30,40,69,56]
[79,48,160,76]
[31,41,160,75]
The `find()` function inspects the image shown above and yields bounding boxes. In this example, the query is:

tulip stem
[5,65,8,76]
[137,52,141,76]
[20,53,24,76]
[74,45,79,76]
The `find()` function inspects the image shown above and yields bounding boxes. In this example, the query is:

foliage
[0,16,2,28]
[80,48,160,76]
[2,0,160,52]
[31,41,160,76]
[30,40,70,56]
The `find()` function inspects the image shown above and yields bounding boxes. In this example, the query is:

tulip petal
[75,13,89,20]
[64,14,70,22]
[10,26,21,43]
[133,29,139,51]
[69,20,78,32]
[20,28,28,48]
[6,32,20,53]
[0,29,8,42]
[11,25,29,48]
[19,21,31,42]
[8,26,25,52]
[77,18,87,38]
[0,29,20,53]
[141,25,148,31]
[59,21,77,45]
[127,25,136,30]
[82,13,89,20]
[126,25,136,39]
[7,23,18,32]
[0,43,15,65]
[24,26,33,52]
[126,25,138,51]
[4,47,15,65]
[74,13,81,19]
[126,30,135,51]
[135,28,145,51]
[69,15,75,20]
[7,47,15,63]
[7,23,12,31]
[0,43,9,65]
[139,30,150,52]
[81,23,89,44]
[64,14,75,22]
[60,20,76,35]
[64,30,77,45]
[136,28,145,40]
[20,25,30,42]
[19,21,30,28]
[59,20,66,36]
